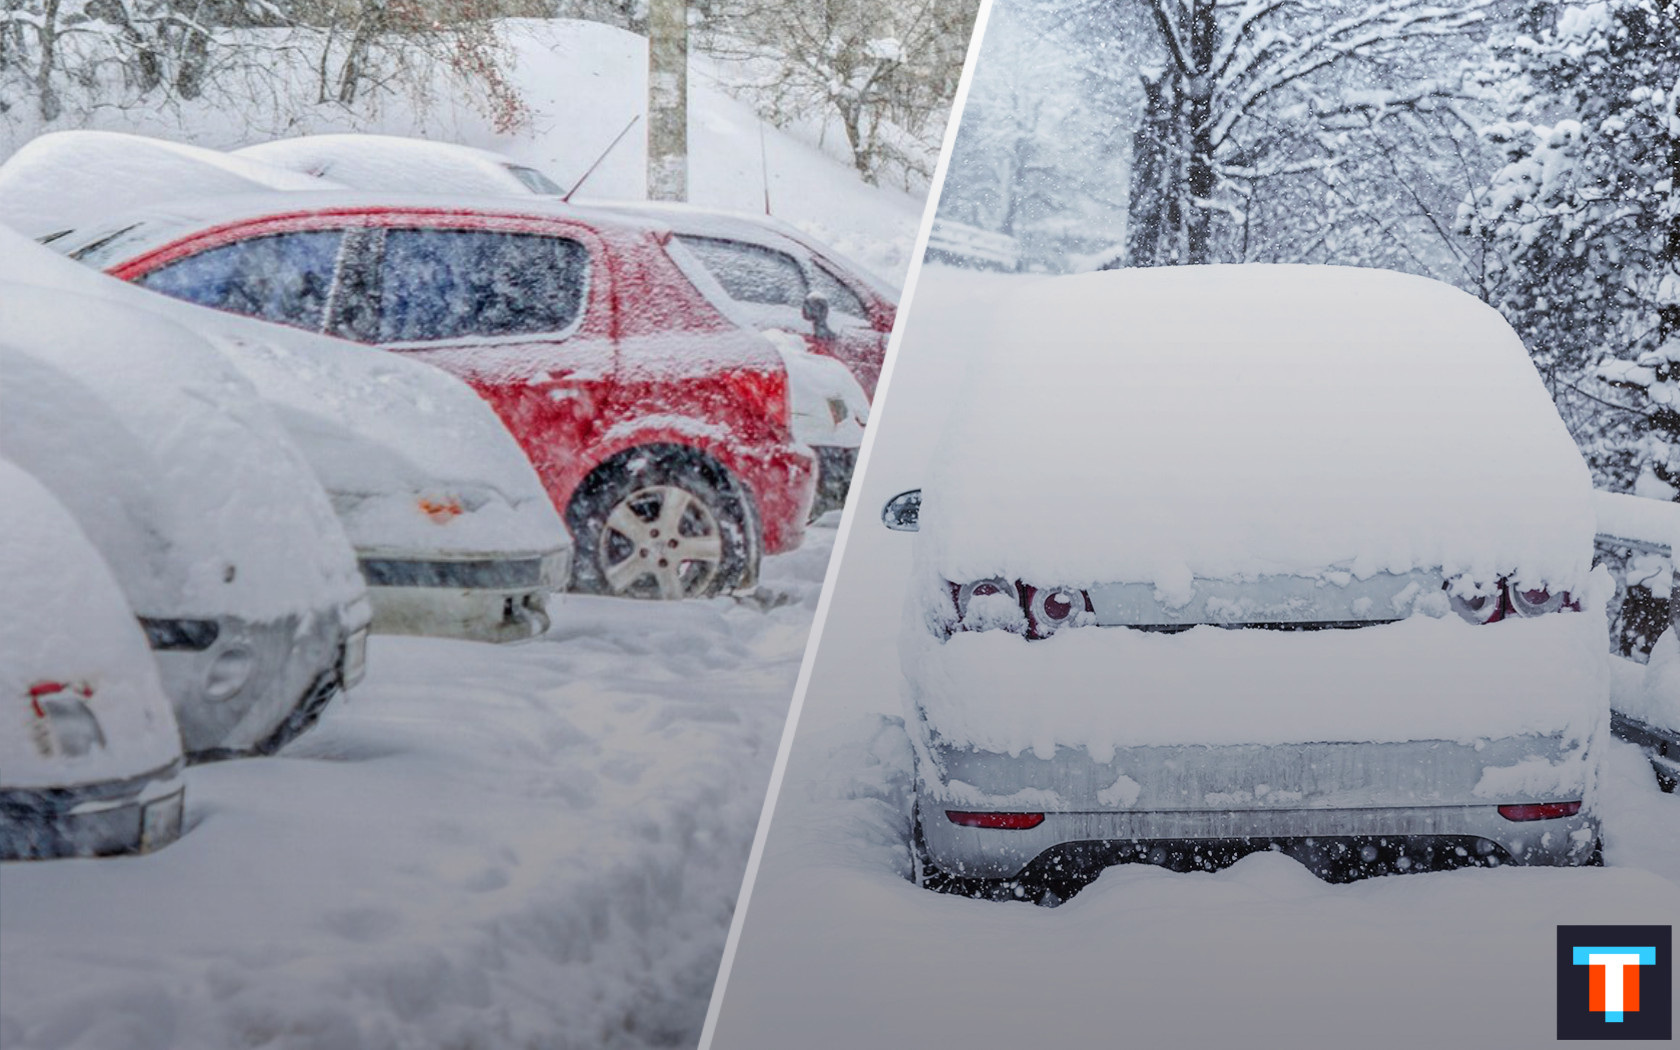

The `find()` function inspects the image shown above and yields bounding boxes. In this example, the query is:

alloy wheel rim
[598,485,725,599]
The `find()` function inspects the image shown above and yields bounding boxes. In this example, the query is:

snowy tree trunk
[647,0,688,201]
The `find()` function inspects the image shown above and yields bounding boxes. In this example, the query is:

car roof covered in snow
[0,458,182,789]
[49,188,682,268]
[917,264,1597,592]
[0,129,342,239]
[234,134,563,198]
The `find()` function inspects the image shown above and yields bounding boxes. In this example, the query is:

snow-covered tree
[1459,0,1680,502]
[934,0,1130,269]
[1113,0,1492,267]
[696,0,976,186]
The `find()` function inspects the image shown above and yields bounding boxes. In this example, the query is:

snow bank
[918,265,1597,593]
[0,287,364,621]
[0,525,833,1050]
[0,460,181,789]
[0,130,336,238]
[905,610,1608,754]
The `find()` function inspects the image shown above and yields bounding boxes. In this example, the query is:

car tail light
[946,810,1045,829]
[1508,581,1567,617]
[1445,575,1573,624]
[27,681,106,759]
[1498,801,1582,821]
[1024,584,1091,638]
[953,577,1024,633]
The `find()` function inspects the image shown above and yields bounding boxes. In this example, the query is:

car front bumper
[357,547,570,643]
[1612,709,1680,787]
[147,599,366,760]
[0,760,185,860]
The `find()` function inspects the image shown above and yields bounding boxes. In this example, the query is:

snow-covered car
[1595,490,1680,792]
[0,286,370,761]
[887,265,1607,900]
[235,133,563,198]
[1,459,187,859]
[1,219,572,643]
[238,134,884,518]
[54,191,816,599]
[0,129,337,241]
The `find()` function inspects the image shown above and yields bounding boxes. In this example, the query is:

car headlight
[204,646,255,702]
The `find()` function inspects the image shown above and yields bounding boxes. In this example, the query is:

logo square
[1557,925,1671,1040]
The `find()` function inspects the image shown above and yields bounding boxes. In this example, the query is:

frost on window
[378,229,588,343]
[809,260,869,321]
[138,231,342,331]
[673,235,808,308]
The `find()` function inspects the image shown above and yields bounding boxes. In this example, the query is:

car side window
[378,229,588,343]
[808,260,869,322]
[136,231,343,331]
[673,235,808,309]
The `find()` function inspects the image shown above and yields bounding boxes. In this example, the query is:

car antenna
[562,114,642,202]
[759,119,772,216]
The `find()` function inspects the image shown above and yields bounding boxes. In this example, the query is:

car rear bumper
[917,734,1601,880]
[919,799,1600,880]
[357,547,569,643]
[0,760,185,860]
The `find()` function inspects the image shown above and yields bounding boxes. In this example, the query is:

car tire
[567,445,759,600]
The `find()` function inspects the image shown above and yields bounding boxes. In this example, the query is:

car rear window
[135,230,343,331]
[378,228,588,343]
[673,235,808,309]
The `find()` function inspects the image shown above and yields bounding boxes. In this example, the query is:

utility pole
[647,0,688,201]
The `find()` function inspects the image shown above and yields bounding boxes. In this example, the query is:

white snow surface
[0,130,339,238]
[907,611,1608,756]
[0,460,181,788]
[759,329,869,449]
[1624,630,1680,731]
[1594,488,1680,553]
[1,227,566,559]
[235,133,546,197]
[0,524,835,1050]
[0,285,363,621]
[919,265,1598,592]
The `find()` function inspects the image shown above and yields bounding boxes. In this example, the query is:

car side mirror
[882,489,921,532]
[802,292,834,340]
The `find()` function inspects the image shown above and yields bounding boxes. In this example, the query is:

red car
[60,195,816,599]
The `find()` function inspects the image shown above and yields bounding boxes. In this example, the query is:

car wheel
[567,446,758,600]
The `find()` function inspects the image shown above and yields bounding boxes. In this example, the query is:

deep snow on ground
[0,523,833,1050]
[703,266,1680,1049]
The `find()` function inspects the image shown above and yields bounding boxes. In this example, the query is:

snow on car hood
[0,460,183,788]
[0,228,568,560]
[0,290,364,623]
[0,130,339,239]
[917,265,1597,595]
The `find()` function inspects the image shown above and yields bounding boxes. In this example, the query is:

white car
[1596,490,1680,790]
[235,133,564,197]
[0,129,337,240]
[1,219,572,644]
[888,265,1607,900]
[0,288,370,761]
[0,459,187,859]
